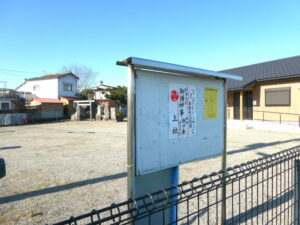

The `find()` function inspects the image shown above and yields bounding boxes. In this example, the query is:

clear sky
[0,0,300,89]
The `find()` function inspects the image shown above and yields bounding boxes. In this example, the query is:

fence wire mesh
[52,145,300,225]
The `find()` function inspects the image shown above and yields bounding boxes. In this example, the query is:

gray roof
[220,55,300,90]
[26,72,79,81]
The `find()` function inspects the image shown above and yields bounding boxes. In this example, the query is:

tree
[79,88,94,100]
[105,86,127,105]
[61,64,97,92]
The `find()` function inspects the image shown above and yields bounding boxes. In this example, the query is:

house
[27,98,64,120]
[90,81,119,108]
[16,72,79,99]
[223,55,300,122]
[0,98,12,111]
[0,88,26,111]
[60,96,79,116]
[90,81,115,100]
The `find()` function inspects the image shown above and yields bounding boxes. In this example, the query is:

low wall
[29,111,63,121]
[0,113,27,126]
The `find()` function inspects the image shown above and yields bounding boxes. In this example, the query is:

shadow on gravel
[228,138,300,155]
[226,189,293,224]
[0,172,127,204]
[256,152,271,157]
[0,146,21,151]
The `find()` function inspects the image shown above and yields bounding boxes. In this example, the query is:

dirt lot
[0,121,300,225]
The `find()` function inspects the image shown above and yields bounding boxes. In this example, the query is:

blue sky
[0,0,300,89]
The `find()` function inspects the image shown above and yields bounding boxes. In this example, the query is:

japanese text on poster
[204,87,218,119]
[169,83,196,138]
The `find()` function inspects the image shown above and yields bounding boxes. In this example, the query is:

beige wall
[253,80,300,122]
[227,92,234,119]
[227,78,300,122]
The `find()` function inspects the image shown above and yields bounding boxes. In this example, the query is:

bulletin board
[135,69,225,175]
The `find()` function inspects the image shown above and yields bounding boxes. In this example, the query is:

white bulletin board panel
[135,70,225,175]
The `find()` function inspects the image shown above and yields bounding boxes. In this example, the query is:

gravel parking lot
[0,121,300,225]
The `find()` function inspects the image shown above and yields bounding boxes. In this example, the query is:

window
[63,83,73,91]
[265,87,291,106]
[33,85,40,91]
[1,102,10,111]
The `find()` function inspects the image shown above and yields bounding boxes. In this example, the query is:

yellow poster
[204,87,218,119]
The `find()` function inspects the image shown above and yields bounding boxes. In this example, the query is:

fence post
[295,160,300,225]
[280,114,281,124]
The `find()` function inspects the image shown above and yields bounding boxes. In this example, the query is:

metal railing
[52,145,300,225]
[254,110,300,126]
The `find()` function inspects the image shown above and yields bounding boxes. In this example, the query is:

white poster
[169,83,196,138]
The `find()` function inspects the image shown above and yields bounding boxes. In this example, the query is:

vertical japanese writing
[169,83,196,138]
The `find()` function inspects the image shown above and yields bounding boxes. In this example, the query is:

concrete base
[228,119,300,133]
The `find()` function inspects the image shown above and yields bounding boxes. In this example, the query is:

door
[233,92,240,119]
[243,91,253,120]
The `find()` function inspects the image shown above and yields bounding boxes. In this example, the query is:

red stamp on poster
[170,90,179,102]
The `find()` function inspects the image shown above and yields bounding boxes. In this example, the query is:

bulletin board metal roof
[117,57,243,81]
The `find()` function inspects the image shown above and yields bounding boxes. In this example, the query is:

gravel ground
[0,121,300,225]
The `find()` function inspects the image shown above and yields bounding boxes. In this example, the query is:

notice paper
[169,83,196,138]
[204,87,218,119]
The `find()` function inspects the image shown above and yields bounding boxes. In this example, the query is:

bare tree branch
[61,64,97,92]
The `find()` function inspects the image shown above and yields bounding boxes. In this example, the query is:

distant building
[16,72,79,99]
[27,98,64,120]
[90,81,119,108]
[0,88,26,111]
[224,55,300,122]
[90,81,115,100]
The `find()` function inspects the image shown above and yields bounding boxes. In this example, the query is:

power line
[0,71,30,77]
[0,68,40,74]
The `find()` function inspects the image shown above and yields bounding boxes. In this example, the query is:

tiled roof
[32,98,63,104]
[220,55,300,90]
[60,96,81,101]
[26,72,79,81]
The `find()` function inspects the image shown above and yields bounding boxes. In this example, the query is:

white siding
[58,75,78,97]
[95,90,109,100]
[17,79,59,99]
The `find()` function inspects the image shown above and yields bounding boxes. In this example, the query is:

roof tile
[220,55,300,90]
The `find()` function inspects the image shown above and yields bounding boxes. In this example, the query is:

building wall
[30,103,63,120]
[227,79,300,122]
[227,92,234,119]
[58,75,78,98]
[253,80,300,122]
[17,79,59,99]
[94,90,111,100]
[41,103,63,112]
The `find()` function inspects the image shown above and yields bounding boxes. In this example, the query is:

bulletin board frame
[117,57,242,200]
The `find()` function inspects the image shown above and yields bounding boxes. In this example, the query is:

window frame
[63,83,73,91]
[0,102,10,111]
[265,87,291,106]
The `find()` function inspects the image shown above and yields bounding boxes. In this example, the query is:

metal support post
[221,79,227,225]
[127,65,136,199]
[90,102,92,121]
